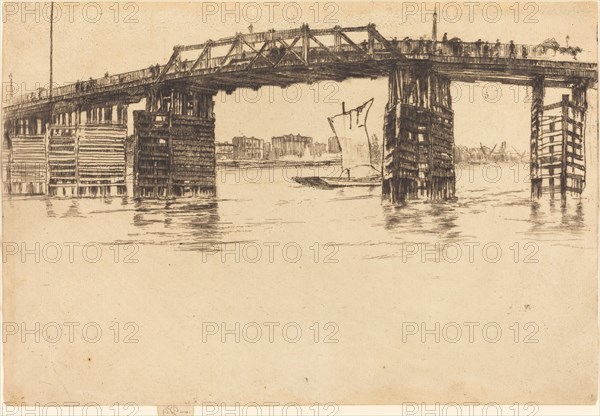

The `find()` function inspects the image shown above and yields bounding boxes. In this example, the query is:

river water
[2,161,598,404]
[3,162,595,253]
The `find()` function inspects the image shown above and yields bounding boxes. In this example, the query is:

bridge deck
[4,24,597,118]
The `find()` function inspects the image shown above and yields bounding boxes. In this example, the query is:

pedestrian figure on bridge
[494,39,501,57]
[149,65,156,77]
[75,81,81,93]
[442,33,448,43]
[475,39,483,56]
[521,45,528,58]
[509,40,516,59]
[483,42,490,57]
[361,40,368,51]
[449,38,462,56]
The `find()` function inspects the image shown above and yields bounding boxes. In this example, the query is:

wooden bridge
[3,24,598,203]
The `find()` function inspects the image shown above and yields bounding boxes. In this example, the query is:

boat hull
[293,176,380,189]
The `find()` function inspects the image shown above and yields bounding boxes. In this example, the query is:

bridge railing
[388,39,552,60]
[10,67,157,106]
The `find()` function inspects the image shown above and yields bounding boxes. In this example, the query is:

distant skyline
[3,1,597,148]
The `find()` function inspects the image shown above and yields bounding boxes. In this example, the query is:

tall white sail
[328,98,379,178]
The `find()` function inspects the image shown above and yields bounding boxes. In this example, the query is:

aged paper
[2,0,598,411]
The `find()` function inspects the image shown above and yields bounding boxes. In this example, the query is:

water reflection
[62,200,82,218]
[44,198,57,218]
[3,164,594,257]
[131,199,222,250]
[382,200,460,242]
[527,197,587,237]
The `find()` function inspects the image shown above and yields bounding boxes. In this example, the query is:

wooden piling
[133,87,216,198]
[530,75,544,199]
[383,64,455,204]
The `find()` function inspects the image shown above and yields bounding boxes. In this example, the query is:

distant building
[271,134,313,158]
[453,143,525,164]
[232,136,264,160]
[215,142,235,160]
[310,142,327,157]
[263,142,272,160]
[328,136,341,153]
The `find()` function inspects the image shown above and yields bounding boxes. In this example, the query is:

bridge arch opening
[213,77,389,193]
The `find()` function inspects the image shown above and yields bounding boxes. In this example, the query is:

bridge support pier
[47,105,128,197]
[382,64,455,203]
[3,115,48,195]
[529,77,587,205]
[530,76,544,199]
[133,86,216,198]
[568,79,589,203]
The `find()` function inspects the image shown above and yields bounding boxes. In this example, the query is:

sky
[2,1,598,149]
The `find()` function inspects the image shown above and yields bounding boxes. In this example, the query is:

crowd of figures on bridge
[389,33,582,60]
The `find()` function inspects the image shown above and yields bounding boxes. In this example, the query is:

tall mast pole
[49,1,54,106]
[432,5,438,42]
[46,1,54,196]
[8,73,13,104]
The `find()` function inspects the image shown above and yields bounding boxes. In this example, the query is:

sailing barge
[294,99,381,188]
